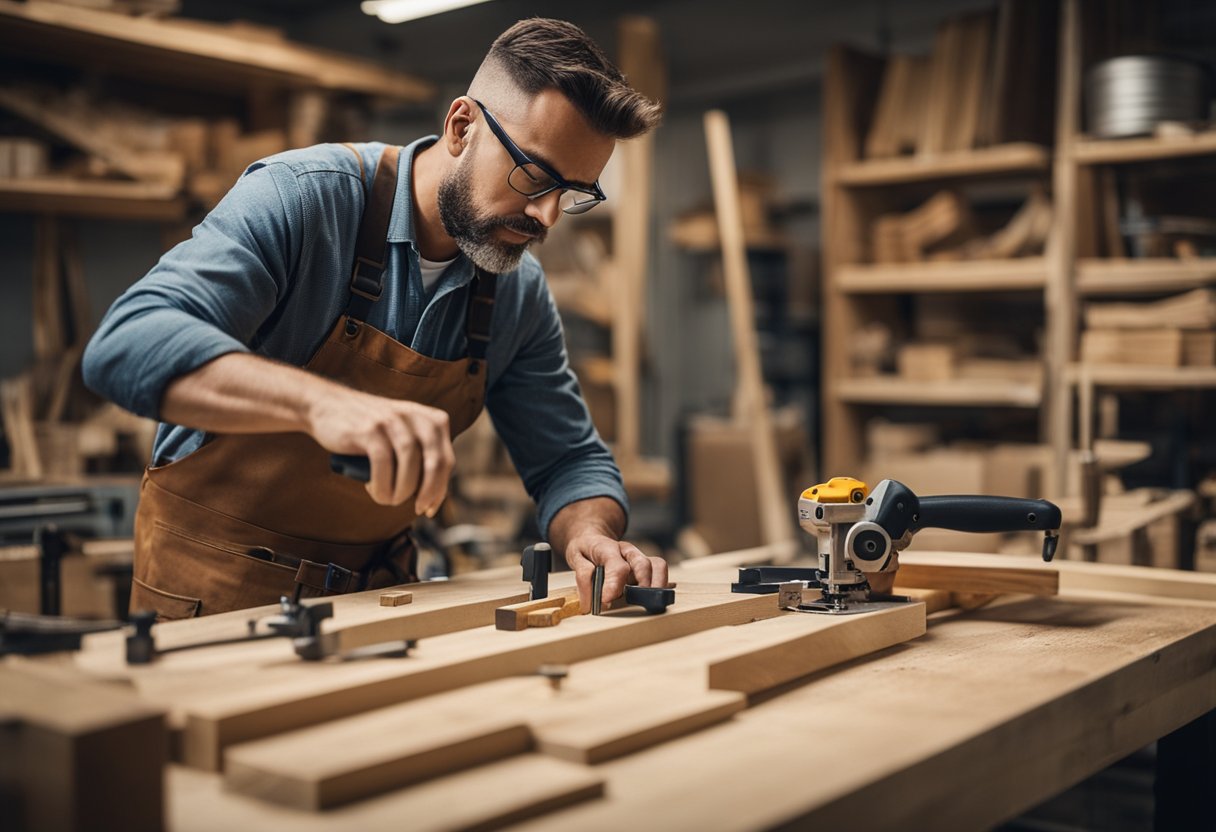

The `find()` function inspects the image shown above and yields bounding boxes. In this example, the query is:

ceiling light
[361,0,496,25]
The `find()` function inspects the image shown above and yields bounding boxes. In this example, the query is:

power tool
[732,477,1061,614]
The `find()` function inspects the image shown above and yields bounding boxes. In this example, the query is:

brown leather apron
[130,145,497,620]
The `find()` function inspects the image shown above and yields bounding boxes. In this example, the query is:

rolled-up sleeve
[485,270,628,539]
[82,163,301,419]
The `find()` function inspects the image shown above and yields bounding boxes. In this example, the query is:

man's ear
[442,97,475,157]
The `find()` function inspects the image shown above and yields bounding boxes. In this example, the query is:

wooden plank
[1077,258,1216,296]
[705,603,926,694]
[150,586,780,770]
[225,708,533,810]
[0,0,433,100]
[174,755,603,832]
[894,562,1058,597]
[839,142,1050,186]
[1066,363,1216,390]
[704,109,795,547]
[0,177,186,221]
[1074,130,1216,165]
[519,596,1216,832]
[75,578,534,679]
[0,662,167,832]
[222,604,926,806]
[835,376,1042,407]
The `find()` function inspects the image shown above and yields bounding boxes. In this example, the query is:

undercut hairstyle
[484,18,662,139]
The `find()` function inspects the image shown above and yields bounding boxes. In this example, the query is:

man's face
[438,89,616,273]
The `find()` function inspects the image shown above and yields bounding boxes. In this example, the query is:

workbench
[6,550,1216,831]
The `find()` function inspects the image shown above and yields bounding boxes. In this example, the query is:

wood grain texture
[164,586,778,770]
[520,597,1216,832]
[174,755,602,832]
[894,562,1058,596]
[0,662,167,832]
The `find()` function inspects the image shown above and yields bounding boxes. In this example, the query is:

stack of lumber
[864,1,1057,159]
[0,83,292,203]
[894,339,1042,387]
[871,187,1051,263]
[1081,288,1216,366]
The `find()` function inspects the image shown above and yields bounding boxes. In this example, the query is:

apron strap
[346,145,402,323]
[465,268,497,364]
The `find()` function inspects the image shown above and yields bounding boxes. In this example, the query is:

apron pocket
[148,519,296,615]
[131,577,201,622]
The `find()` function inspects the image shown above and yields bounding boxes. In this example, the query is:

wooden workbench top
[13,552,1216,831]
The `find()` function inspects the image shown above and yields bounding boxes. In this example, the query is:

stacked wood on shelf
[871,186,1052,264]
[864,0,1057,160]
[1080,288,1216,367]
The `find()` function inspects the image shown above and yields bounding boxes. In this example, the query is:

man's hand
[306,389,455,516]
[564,532,670,613]
[160,352,455,517]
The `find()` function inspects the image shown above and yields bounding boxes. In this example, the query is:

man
[83,18,667,620]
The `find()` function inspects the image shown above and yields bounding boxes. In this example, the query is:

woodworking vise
[733,477,1061,614]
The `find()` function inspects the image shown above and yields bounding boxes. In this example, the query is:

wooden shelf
[1076,258,1216,296]
[0,0,433,100]
[834,376,1042,408]
[836,258,1047,294]
[1073,131,1216,166]
[0,178,186,222]
[835,143,1050,187]
[1067,363,1216,390]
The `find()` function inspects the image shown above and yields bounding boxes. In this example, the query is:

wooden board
[894,561,1058,597]
[0,662,167,832]
[173,755,602,832]
[120,585,779,771]
[220,604,925,809]
[704,109,795,547]
[519,596,1216,831]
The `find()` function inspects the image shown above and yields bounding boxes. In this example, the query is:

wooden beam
[160,586,780,770]
[0,663,167,832]
[704,109,795,548]
[894,561,1058,597]
[175,755,603,831]
[0,1,433,101]
[225,711,533,810]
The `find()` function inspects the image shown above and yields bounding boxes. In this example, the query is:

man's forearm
[548,496,626,556]
[160,352,340,434]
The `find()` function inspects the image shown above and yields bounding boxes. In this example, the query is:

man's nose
[524,191,562,228]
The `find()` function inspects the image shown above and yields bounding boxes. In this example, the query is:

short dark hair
[488,18,662,139]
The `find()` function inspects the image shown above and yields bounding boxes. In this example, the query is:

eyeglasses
[472,98,607,215]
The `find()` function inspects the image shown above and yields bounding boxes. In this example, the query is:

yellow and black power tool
[732,477,1061,614]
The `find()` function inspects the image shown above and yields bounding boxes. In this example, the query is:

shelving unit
[822,0,1216,522]
[820,7,1060,479]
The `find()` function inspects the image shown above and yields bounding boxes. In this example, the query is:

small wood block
[526,608,563,628]
[558,597,582,619]
[379,591,413,607]
[496,589,581,631]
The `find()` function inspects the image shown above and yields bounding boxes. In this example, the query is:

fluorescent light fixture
[361,0,495,24]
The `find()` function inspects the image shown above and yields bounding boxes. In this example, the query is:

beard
[437,158,547,274]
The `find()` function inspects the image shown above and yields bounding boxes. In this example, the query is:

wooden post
[1048,0,1082,496]
[611,16,665,465]
[704,110,795,547]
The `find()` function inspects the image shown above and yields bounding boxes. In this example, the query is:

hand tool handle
[330,453,371,482]
[914,496,1062,534]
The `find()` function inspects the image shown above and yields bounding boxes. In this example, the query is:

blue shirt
[82,137,627,538]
